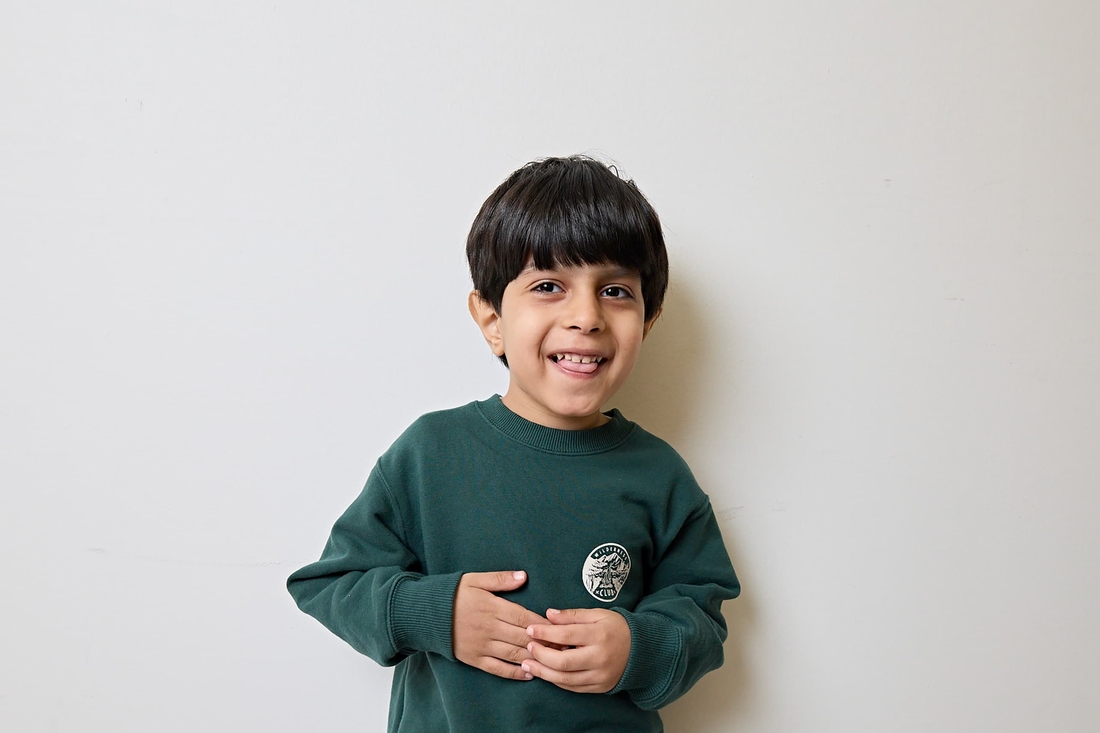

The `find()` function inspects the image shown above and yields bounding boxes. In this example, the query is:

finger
[525,640,594,673]
[463,570,528,592]
[487,622,565,652]
[545,607,608,624]
[480,638,537,665]
[521,657,601,692]
[525,622,594,648]
[485,616,540,650]
[477,655,535,682]
[491,596,551,630]
[476,605,563,652]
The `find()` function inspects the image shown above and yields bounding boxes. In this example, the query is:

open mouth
[550,353,606,375]
[550,353,606,365]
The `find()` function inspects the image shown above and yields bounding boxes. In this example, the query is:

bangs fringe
[467,155,668,324]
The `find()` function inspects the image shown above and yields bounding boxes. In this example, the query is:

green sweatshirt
[288,396,739,732]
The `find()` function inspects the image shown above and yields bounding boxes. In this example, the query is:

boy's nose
[565,293,605,332]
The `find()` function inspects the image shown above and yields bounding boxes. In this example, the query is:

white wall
[3,2,1098,731]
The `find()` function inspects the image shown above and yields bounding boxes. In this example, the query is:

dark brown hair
[467,155,668,324]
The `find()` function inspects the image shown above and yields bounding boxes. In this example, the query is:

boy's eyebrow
[601,266,641,279]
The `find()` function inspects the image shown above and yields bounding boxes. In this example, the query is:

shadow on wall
[611,283,706,447]
[611,283,756,731]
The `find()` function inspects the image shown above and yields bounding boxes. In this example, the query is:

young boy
[287,156,740,732]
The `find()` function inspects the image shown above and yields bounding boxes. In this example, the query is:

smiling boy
[288,156,740,732]
[467,260,653,431]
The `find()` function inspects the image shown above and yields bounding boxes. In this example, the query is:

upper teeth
[554,354,603,364]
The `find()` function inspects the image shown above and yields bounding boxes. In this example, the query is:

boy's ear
[642,308,662,340]
[468,291,506,357]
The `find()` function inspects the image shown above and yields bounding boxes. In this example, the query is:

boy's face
[470,261,657,430]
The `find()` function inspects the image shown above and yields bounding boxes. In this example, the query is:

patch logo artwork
[582,543,631,602]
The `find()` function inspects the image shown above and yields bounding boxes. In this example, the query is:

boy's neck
[500,389,611,431]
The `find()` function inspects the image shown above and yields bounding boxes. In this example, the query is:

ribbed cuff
[609,610,684,708]
[389,572,464,660]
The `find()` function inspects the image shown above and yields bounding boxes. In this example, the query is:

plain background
[3,2,1098,731]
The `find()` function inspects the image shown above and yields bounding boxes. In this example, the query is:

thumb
[546,607,605,624]
[464,570,528,592]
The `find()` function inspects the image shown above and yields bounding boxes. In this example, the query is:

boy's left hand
[522,608,631,693]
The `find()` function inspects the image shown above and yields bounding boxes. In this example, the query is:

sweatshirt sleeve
[286,463,462,666]
[610,498,740,709]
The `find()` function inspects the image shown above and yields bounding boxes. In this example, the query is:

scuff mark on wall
[717,505,745,522]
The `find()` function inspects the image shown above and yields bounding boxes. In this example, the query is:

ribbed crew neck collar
[476,395,634,454]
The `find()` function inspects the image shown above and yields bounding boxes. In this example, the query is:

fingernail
[526,626,534,635]
[513,571,525,580]
[527,642,534,652]
[547,608,560,615]
[523,673,533,680]
[521,662,530,672]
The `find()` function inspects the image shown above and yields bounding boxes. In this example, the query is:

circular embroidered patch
[582,543,631,602]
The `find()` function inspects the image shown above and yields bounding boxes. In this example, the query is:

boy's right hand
[453,571,548,681]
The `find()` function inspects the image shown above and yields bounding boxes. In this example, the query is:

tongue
[556,357,599,374]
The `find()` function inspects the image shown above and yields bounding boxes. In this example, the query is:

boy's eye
[533,282,563,293]
[601,286,634,299]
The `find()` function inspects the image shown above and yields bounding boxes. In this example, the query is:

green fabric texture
[288,396,740,732]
